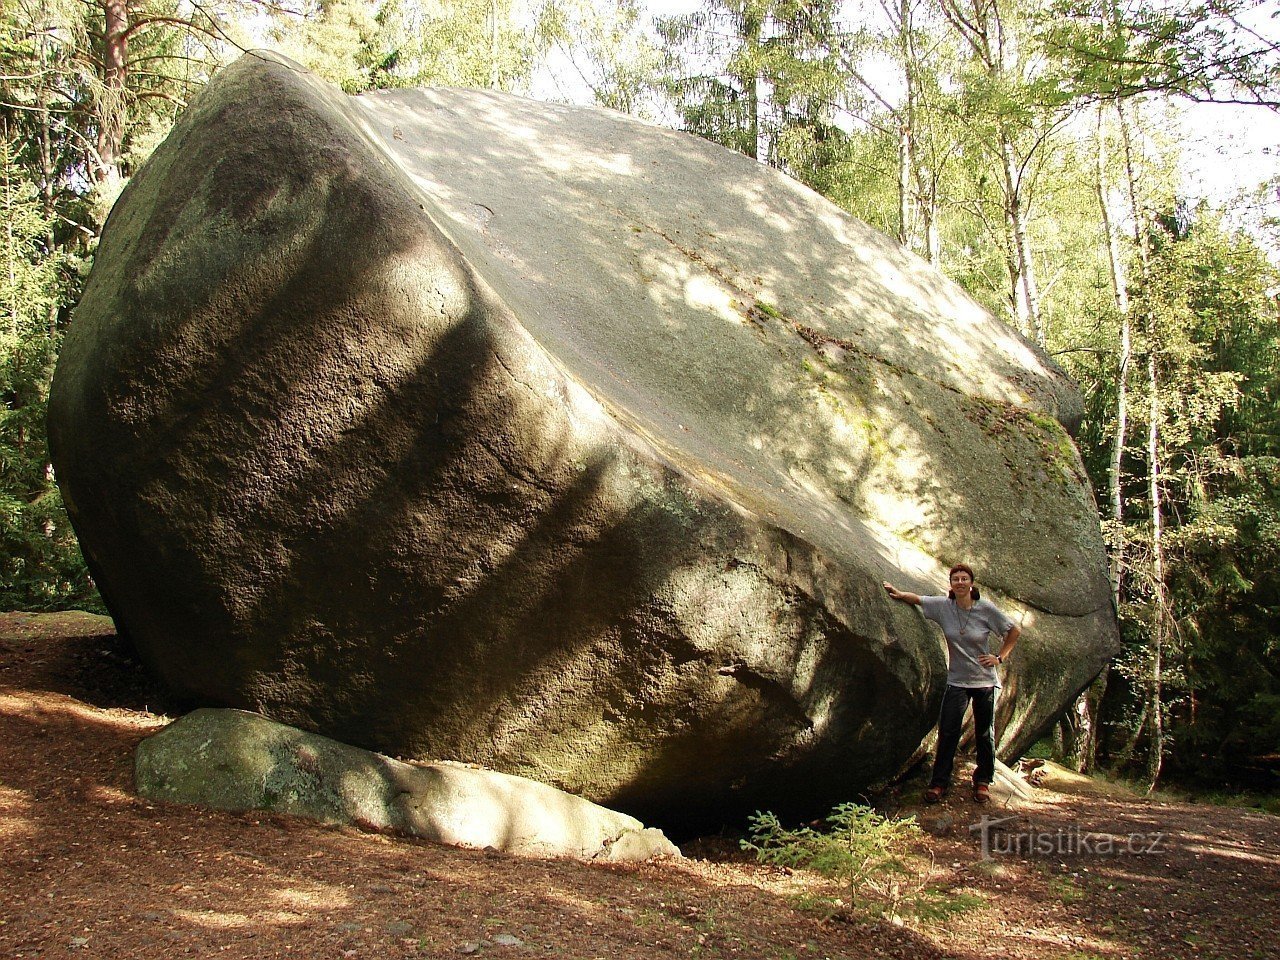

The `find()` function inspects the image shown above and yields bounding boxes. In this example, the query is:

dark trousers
[929,684,997,788]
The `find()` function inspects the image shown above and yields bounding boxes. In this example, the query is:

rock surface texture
[136,709,679,860]
[49,52,1118,829]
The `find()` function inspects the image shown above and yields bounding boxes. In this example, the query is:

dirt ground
[2,611,1278,960]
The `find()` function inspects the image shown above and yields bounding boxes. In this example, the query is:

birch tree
[934,0,1068,344]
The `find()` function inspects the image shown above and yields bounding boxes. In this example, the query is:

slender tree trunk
[490,0,500,89]
[35,20,59,337]
[748,73,761,161]
[1117,101,1149,266]
[896,0,915,248]
[919,158,942,265]
[2,122,28,462]
[923,194,941,266]
[96,0,129,186]
[36,63,55,232]
[742,8,763,163]
[1004,239,1023,328]
[1071,109,1130,772]
[1112,701,1148,772]
[3,121,16,328]
[1001,137,1043,345]
[1145,349,1166,792]
[898,123,911,246]
[938,0,1044,342]
[1104,271,1131,577]
[1116,98,1166,791]
[1098,115,1132,603]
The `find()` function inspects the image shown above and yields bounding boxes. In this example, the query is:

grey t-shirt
[920,595,1016,688]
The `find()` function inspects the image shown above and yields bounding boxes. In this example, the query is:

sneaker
[924,785,946,804]
[972,783,991,805]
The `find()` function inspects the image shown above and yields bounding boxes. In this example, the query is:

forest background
[2,0,1278,798]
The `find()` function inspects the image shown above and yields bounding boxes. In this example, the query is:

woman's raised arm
[883,582,922,605]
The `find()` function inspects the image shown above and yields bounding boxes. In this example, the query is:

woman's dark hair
[947,562,980,601]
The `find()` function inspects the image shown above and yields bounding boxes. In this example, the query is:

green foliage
[1192,789,1280,817]
[793,123,901,236]
[536,0,662,115]
[752,299,783,319]
[1047,872,1086,905]
[1025,736,1059,760]
[269,0,544,94]
[0,132,98,611]
[270,0,385,93]
[656,0,852,168]
[1137,212,1280,784]
[741,803,923,918]
[910,886,987,922]
[1061,203,1280,785]
[1040,0,1280,108]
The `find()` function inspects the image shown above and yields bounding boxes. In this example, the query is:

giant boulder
[49,52,1118,829]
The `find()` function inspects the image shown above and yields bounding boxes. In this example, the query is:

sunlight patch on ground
[534,886,611,916]
[169,908,255,929]
[1181,840,1280,868]
[0,785,36,841]
[0,691,166,733]
[84,784,138,805]
[1013,925,1122,958]
[0,691,42,713]
[269,885,355,912]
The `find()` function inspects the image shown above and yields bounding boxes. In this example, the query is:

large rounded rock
[136,708,680,860]
[49,52,1117,829]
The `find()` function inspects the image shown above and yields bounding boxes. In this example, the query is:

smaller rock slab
[136,708,680,861]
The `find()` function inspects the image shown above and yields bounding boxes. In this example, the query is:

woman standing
[883,563,1021,804]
